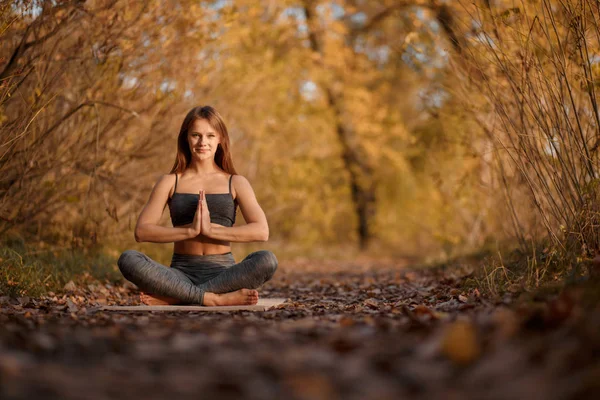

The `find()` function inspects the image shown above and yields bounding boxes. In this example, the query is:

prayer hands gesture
[190,190,202,237]
[199,190,212,237]
[189,190,212,238]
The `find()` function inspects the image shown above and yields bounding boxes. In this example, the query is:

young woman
[117,106,278,306]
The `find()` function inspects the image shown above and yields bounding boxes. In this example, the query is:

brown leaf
[17,297,31,307]
[66,299,78,313]
[363,298,379,309]
[440,320,481,365]
[63,280,77,291]
[413,304,435,317]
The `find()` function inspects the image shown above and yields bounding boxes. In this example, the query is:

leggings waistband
[170,252,235,268]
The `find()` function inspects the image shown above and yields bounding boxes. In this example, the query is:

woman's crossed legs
[117,250,278,306]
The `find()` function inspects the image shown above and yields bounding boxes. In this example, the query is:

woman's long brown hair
[169,106,237,175]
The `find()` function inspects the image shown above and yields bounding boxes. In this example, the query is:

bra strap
[228,174,234,194]
[173,173,178,194]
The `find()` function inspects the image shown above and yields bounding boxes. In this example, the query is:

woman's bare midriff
[173,225,231,255]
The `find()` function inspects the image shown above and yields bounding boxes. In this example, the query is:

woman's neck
[186,159,220,175]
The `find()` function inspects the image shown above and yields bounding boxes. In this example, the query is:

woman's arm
[203,175,269,242]
[134,174,200,243]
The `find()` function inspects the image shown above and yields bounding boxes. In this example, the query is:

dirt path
[1,260,598,400]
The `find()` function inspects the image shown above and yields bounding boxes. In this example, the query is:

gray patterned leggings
[117,250,278,305]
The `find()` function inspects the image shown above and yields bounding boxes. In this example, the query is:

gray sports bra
[167,174,237,227]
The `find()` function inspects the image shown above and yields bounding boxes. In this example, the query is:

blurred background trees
[1,0,597,266]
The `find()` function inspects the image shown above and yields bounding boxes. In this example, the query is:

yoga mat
[97,298,287,312]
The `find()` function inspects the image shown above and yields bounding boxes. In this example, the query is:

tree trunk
[302,1,376,250]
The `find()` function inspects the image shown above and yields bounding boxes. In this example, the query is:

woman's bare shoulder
[152,173,177,195]
[156,173,177,185]
[231,174,251,187]
[230,174,254,199]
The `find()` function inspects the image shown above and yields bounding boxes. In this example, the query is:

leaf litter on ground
[0,258,599,399]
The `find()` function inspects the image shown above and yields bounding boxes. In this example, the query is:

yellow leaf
[440,320,480,365]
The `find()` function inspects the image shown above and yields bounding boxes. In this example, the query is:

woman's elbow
[134,225,146,242]
[258,225,269,242]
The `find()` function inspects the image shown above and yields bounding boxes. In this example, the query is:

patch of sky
[350,12,367,26]
[417,87,449,110]
[413,46,430,62]
[141,32,152,48]
[475,31,497,50]
[590,54,600,64]
[208,0,232,11]
[414,7,441,35]
[543,135,559,157]
[353,36,366,53]
[282,6,307,35]
[351,36,389,65]
[369,46,390,65]
[300,80,318,101]
[160,79,176,93]
[120,74,138,90]
[329,3,345,19]
[12,1,42,18]
[402,51,418,70]
[184,89,194,99]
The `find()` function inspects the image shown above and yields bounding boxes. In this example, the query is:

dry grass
[0,237,121,297]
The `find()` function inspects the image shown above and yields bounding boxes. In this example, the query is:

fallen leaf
[413,305,434,317]
[363,298,379,309]
[440,319,481,365]
[66,299,78,313]
[17,297,31,306]
[63,281,76,291]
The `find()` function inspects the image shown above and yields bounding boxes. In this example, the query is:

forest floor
[1,258,599,400]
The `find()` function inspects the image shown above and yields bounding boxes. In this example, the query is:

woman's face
[187,118,221,162]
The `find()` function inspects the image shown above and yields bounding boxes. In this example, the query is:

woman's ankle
[203,292,219,306]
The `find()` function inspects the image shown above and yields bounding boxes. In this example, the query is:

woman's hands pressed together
[188,189,214,239]
[189,190,203,237]
[200,189,213,237]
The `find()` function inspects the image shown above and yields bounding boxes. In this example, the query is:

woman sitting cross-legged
[117,105,277,306]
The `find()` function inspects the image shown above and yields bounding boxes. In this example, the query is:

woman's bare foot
[140,292,180,306]
[203,289,259,306]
